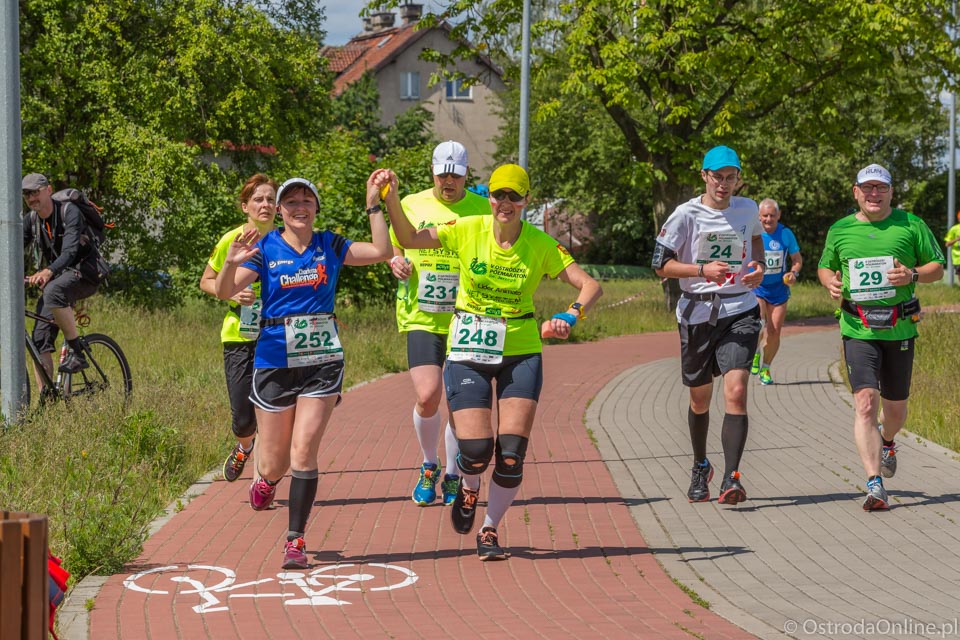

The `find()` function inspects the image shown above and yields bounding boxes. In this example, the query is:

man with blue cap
[818,163,944,511]
[651,145,766,506]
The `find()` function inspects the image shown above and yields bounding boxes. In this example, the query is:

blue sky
[323,0,367,46]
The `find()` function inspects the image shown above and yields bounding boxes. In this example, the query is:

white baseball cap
[276,177,320,207]
[432,141,468,176]
[856,164,892,186]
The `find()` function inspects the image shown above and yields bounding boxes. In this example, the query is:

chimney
[399,3,423,25]
[362,16,373,33]
[370,11,396,31]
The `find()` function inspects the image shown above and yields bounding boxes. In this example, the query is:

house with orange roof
[323,4,506,179]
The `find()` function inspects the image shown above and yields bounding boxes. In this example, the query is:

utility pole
[518,0,531,220]
[0,0,25,422]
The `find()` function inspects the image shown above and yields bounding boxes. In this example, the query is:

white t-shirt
[657,195,763,324]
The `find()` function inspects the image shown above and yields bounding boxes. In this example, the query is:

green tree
[20,0,331,304]
[376,0,959,233]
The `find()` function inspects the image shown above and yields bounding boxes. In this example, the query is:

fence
[0,512,47,640]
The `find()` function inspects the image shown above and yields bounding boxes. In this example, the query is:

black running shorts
[443,354,543,411]
[250,361,345,412]
[406,330,447,369]
[842,337,914,401]
[223,341,257,438]
[679,306,761,387]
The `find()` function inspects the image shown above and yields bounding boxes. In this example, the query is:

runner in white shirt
[652,145,765,505]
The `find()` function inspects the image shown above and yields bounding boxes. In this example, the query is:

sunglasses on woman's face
[490,189,525,203]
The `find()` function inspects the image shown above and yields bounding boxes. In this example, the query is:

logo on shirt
[769,240,781,250]
[469,257,488,275]
[269,259,295,269]
[556,244,570,256]
[279,265,329,290]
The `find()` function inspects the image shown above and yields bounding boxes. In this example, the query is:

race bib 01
[764,250,784,275]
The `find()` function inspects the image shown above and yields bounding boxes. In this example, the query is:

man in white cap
[818,163,944,511]
[388,141,489,507]
[22,172,102,385]
[651,145,766,507]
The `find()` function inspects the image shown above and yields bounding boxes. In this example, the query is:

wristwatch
[568,302,586,319]
[366,204,382,215]
[911,268,919,283]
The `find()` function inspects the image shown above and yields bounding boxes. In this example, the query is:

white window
[445,78,472,100]
[400,71,420,100]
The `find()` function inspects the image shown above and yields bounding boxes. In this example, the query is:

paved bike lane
[70,326,769,640]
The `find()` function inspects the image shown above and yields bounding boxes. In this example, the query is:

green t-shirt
[945,223,960,265]
[436,215,575,356]
[390,188,489,333]
[818,209,945,340]
[207,225,264,344]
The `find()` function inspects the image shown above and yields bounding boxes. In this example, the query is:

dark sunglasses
[22,189,40,198]
[491,189,525,203]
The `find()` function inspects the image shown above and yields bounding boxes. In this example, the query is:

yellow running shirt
[390,188,489,333]
[436,215,575,356]
[207,225,263,344]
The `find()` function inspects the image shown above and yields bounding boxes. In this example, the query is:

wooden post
[0,512,48,640]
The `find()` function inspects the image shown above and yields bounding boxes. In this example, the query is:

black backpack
[52,188,108,247]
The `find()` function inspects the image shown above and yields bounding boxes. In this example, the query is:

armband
[552,312,577,328]
[366,204,382,215]
[651,242,677,269]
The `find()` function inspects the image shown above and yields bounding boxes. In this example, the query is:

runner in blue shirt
[214,171,394,569]
[751,199,802,385]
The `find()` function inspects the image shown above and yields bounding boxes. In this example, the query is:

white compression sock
[461,474,481,491]
[412,407,442,466]
[444,422,459,478]
[482,481,521,530]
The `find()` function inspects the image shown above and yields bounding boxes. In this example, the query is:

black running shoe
[477,527,507,561]
[59,349,88,374]
[687,460,714,502]
[451,480,479,535]
[718,471,747,505]
[222,440,253,483]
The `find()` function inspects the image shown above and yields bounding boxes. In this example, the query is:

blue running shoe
[863,477,889,511]
[441,474,460,506]
[412,462,440,505]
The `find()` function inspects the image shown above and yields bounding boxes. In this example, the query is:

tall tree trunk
[652,162,694,312]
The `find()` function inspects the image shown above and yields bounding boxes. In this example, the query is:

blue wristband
[552,311,577,328]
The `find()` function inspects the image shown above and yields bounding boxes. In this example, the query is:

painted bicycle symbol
[123,563,418,613]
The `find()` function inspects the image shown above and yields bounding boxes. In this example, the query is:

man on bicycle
[22,173,101,381]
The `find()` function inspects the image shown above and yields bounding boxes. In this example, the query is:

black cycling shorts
[678,306,761,387]
[31,268,100,353]
[443,354,543,412]
[406,330,447,369]
[249,361,345,412]
[842,337,914,401]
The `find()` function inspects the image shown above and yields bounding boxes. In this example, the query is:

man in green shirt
[388,141,489,507]
[944,211,960,280]
[818,163,944,511]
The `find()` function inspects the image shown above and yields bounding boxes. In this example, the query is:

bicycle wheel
[62,333,133,401]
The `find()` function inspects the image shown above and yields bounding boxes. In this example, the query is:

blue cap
[702,146,741,171]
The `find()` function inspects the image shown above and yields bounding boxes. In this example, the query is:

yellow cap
[489,164,530,196]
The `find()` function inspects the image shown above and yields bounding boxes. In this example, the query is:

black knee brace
[456,437,494,475]
[493,434,529,489]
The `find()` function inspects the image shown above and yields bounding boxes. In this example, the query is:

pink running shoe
[249,476,277,511]
[282,537,308,569]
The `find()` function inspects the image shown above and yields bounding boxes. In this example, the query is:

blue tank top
[243,228,352,368]
[760,223,799,287]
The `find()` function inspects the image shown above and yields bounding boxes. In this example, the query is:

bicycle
[22,305,133,407]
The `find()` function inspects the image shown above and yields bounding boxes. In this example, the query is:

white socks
[444,422,459,478]
[413,407,442,466]
[483,482,521,530]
